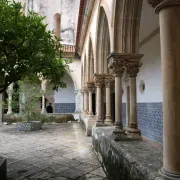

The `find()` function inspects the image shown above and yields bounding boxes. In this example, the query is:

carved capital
[125,60,143,77]
[86,82,94,92]
[147,0,180,13]
[93,76,104,88]
[108,59,125,76]
[105,77,114,88]
[82,86,88,94]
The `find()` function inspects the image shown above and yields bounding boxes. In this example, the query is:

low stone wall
[0,156,7,180]
[92,126,165,180]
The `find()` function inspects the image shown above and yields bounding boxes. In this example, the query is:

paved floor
[0,123,107,180]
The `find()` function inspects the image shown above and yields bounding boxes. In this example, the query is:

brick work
[122,103,163,143]
[55,103,75,113]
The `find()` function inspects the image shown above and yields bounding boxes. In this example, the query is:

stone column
[41,80,47,114]
[104,76,114,125]
[7,83,13,114]
[108,53,127,140]
[0,93,3,123]
[125,78,130,130]
[125,57,143,140]
[87,82,94,115]
[94,75,104,126]
[147,1,180,179]
[83,87,89,115]
[74,89,79,113]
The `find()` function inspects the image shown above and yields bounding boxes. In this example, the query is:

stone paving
[0,123,107,180]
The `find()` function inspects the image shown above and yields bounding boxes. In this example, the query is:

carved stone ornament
[105,77,114,88]
[93,76,104,88]
[125,60,143,77]
[108,59,125,76]
[82,86,88,94]
[86,82,94,92]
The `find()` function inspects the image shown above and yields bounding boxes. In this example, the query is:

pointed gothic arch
[96,7,111,74]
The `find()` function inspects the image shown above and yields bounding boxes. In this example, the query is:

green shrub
[4,114,24,123]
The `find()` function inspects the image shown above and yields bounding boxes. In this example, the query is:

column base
[41,109,47,114]
[95,121,106,127]
[6,111,13,115]
[85,115,96,136]
[113,127,128,141]
[104,118,113,126]
[159,168,180,180]
[126,128,142,140]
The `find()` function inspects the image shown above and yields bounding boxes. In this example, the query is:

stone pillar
[74,89,80,113]
[125,57,143,140]
[7,83,13,115]
[87,82,94,115]
[41,80,47,114]
[104,76,114,125]
[125,78,130,130]
[108,53,127,141]
[80,89,84,113]
[147,1,180,179]
[0,93,3,123]
[94,75,104,126]
[83,87,89,115]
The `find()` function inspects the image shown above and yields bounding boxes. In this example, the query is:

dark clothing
[46,105,53,113]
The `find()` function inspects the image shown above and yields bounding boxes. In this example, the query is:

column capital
[125,59,143,77]
[104,77,114,88]
[82,86,88,94]
[147,0,180,13]
[108,53,125,76]
[86,82,95,92]
[93,74,104,88]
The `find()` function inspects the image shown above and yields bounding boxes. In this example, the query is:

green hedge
[4,113,76,124]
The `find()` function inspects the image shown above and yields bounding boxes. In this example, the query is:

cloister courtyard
[0,123,107,180]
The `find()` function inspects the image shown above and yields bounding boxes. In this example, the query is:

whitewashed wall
[54,74,75,104]
[137,33,162,103]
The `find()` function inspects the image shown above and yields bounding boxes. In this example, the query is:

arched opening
[96,7,114,121]
[54,13,61,38]
[96,7,111,74]
[54,74,75,113]
[88,37,96,115]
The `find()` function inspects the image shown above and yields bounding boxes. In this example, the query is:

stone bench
[92,126,165,180]
[0,156,7,180]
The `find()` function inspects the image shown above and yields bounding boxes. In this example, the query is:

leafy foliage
[0,0,70,93]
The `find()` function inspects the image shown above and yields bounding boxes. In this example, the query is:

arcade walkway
[0,123,107,180]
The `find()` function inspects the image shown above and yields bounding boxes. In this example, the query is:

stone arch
[113,0,143,53]
[53,13,61,38]
[96,6,111,74]
[87,36,95,81]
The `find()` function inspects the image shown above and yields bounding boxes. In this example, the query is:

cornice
[75,0,96,56]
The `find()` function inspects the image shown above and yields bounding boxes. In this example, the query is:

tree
[0,0,70,93]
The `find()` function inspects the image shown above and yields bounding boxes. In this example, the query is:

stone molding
[147,0,180,13]
[104,77,115,88]
[125,60,143,77]
[86,82,94,92]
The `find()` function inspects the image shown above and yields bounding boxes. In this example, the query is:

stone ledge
[0,156,7,180]
[92,126,165,180]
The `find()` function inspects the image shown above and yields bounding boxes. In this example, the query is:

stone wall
[92,127,164,180]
